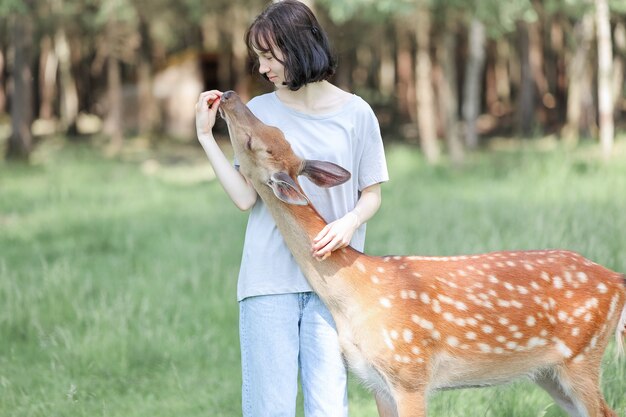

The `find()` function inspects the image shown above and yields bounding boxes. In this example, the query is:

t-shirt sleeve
[358,109,389,191]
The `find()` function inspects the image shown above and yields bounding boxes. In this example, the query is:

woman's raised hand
[196,90,223,137]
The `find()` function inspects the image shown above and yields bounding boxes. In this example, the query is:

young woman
[195,1,389,415]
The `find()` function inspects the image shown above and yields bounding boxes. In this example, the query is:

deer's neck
[256,185,364,315]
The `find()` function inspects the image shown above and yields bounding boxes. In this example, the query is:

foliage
[1,139,625,416]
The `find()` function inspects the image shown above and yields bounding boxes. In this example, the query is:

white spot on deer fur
[511,300,523,308]
[465,331,477,340]
[377,267,385,273]
[573,354,585,364]
[526,316,536,326]
[496,335,507,343]
[509,325,519,332]
[356,262,367,273]
[482,263,491,269]
[420,292,430,304]
[527,337,547,348]
[432,300,442,314]
[438,294,454,305]
[576,271,588,283]
[380,297,392,308]
[516,286,529,295]
[478,343,492,353]
[412,314,434,330]
[540,329,548,337]
[565,290,574,298]
[584,312,592,322]
[443,312,455,322]
[497,299,511,308]
[390,330,399,340]
[409,290,417,299]
[572,327,580,337]
[455,301,468,311]
[400,290,408,299]
[553,276,564,289]
[513,332,524,339]
[524,263,534,271]
[482,325,494,334]
[597,283,608,293]
[412,272,422,278]
[607,293,619,321]
[504,282,515,291]
[488,275,499,284]
[553,337,573,358]
[530,281,540,290]
[558,311,568,322]
[403,329,413,343]
[371,275,380,284]
[540,271,550,282]
[506,261,516,267]
[382,329,395,350]
[585,298,599,309]
[466,318,478,326]
[447,336,461,348]
[431,330,441,340]
[498,317,509,326]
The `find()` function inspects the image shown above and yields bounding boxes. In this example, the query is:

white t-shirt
[236,92,389,301]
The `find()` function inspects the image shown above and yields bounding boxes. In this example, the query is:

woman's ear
[299,160,351,188]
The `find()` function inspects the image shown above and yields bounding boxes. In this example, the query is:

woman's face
[255,46,286,88]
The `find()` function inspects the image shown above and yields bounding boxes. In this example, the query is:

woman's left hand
[312,212,360,260]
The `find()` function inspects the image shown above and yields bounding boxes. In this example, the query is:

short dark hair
[245,0,337,91]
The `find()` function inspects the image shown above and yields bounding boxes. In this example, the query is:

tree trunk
[137,18,157,135]
[230,5,250,101]
[495,39,512,115]
[55,28,79,132]
[104,56,123,152]
[39,35,58,120]
[596,0,614,158]
[462,18,486,149]
[7,11,34,161]
[415,7,440,163]
[0,46,6,114]
[378,24,395,99]
[613,22,625,118]
[562,13,594,144]
[396,21,416,124]
[517,20,535,136]
[437,19,463,165]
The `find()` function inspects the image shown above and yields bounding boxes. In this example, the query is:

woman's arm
[196,90,258,211]
[311,183,382,259]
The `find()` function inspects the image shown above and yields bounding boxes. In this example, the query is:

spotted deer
[217,90,626,417]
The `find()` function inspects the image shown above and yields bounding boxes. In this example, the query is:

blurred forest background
[1,0,626,162]
[2,1,626,416]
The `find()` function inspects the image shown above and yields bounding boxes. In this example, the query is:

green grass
[1,137,625,416]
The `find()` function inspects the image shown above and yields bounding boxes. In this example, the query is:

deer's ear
[267,172,309,206]
[300,160,351,188]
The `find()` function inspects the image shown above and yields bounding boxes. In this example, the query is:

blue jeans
[239,292,348,417]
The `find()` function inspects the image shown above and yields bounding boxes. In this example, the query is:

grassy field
[1,136,625,417]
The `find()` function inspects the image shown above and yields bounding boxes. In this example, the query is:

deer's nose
[222,90,234,101]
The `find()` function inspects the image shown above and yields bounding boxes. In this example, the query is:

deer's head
[219,90,351,205]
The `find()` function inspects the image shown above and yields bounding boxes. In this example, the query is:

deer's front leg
[375,390,398,417]
[394,388,427,417]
